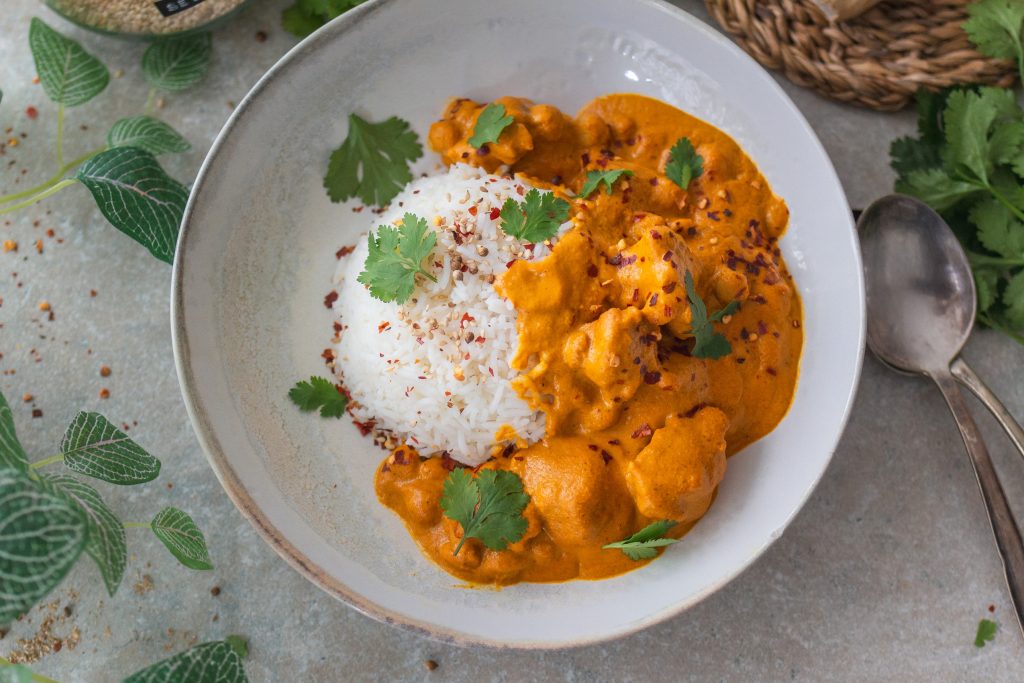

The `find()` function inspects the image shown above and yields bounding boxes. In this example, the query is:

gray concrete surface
[1,0,1023,680]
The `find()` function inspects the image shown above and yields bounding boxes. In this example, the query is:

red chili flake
[684,402,707,418]
[989,604,996,613]
[757,321,769,335]
[735,357,746,364]
[461,152,470,159]
[501,444,516,458]
[723,209,733,218]
[618,255,637,267]
[643,370,661,385]
[352,418,375,436]
[380,463,390,473]
[631,423,653,439]
[662,250,674,262]
[488,367,494,376]
[516,185,525,196]
[255,30,268,42]
[321,348,335,361]
[323,290,339,308]
[333,321,343,334]
[440,453,458,471]
[686,226,698,237]
[587,444,598,451]
[506,259,517,269]
[488,207,501,220]
[523,243,536,253]
[459,313,475,328]
[648,293,658,306]
[25,106,38,120]
[650,230,662,240]
[476,144,490,157]
[608,439,620,445]
[601,450,613,464]
[662,282,677,294]
[468,205,478,216]
[335,245,355,259]
[31,409,42,418]
[663,305,673,317]
[587,264,598,277]
[393,449,408,465]
[766,367,777,376]
[631,288,639,303]
[475,336,486,344]
[377,321,391,333]
[581,152,591,165]
[607,254,622,266]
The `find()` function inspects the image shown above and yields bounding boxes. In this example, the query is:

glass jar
[44,0,254,40]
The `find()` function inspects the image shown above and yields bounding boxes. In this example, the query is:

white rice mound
[332,164,570,466]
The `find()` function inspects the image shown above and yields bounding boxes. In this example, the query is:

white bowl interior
[173,0,864,648]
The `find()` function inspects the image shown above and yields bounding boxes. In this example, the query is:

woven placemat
[705,0,1017,111]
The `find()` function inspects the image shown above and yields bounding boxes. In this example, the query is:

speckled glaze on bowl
[171,0,864,649]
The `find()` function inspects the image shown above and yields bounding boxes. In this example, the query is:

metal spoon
[858,194,1024,638]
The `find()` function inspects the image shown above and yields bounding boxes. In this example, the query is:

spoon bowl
[859,194,976,374]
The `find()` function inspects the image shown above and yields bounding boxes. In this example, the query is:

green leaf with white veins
[39,474,126,597]
[0,390,30,473]
[28,18,109,107]
[108,116,191,156]
[60,412,161,485]
[123,637,249,683]
[142,33,213,92]
[75,147,188,264]
[151,507,213,570]
[0,466,87,623]
[0,664,34,683]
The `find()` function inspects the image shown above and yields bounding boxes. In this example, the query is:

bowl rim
[171,0,866,650]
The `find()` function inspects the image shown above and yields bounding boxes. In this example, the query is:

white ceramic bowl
[172,0,864,648]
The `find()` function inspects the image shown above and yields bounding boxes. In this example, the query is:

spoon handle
[932,370,1024,639]
[951,357,1024,463]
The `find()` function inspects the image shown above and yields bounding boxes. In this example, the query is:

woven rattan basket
[705,0,1017,111]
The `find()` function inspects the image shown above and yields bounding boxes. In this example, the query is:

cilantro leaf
[603,520,678,560]
[1004,269,1024,328]
[440,468,530,556]
[665,138,703,190]
[289,376,348,418]
[579,169,634,198]
[970,198,1024,257]
[896,167,984,211]
[683,271,738,360]
[964,0,1024,83]
[499,189,570,243]
[976,268,1000,312]
[282,0,368,37]
[356,213,437,303]
[468,103,514,149]
[942,87,1019,185]
[975,618,998,647]
[324,113,423,208]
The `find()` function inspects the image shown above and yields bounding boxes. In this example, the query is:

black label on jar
[153,0,207,17]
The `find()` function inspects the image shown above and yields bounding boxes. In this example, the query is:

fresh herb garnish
[123,635,250,682]
[324,113,423,208]
[0,388,212,623]
[440,468,530,556]
[683,270,739,359]
[603,520,678,560]
[579,169,634,198]
[975,618,998,647]
[499,189,570,243]
[468,103,514,149]
[1,20,206,263]
[289,376,349,418]
[357,213,437,303]
[282,0,368,38]
[964,0,1024,83]
[665,137,704,190]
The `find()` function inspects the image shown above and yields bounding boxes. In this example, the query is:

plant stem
[0,179,78,216]
[967,251,1024,268]
[0,146,106,205]
[55,103,65,167]
[144,87,156,116]
[122,521,152,529]
[29,454,65,470]
[987,183,1024,224]
[0,657,59,683]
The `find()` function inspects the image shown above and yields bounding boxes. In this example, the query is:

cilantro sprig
[468,103,514,149]
[499,189,570,243]
[975,618,998,647]
[603,520,678,560]
[324,113,423,208]
[665,137,704,190]
[282,0,368,37]
[440,468,530,556]
[964,0,1024,84]
[579,169,634,198]
[289,376,349,418]
[683,271,739,359]
[357,213,437,303]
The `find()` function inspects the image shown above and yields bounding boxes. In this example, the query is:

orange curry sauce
[374,94,803,585]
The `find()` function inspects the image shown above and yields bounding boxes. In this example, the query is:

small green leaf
[665,138,703,190]
[142,33,213,92]
[289,377,348,418]
[122,639,248,683]
[0,664,34,683]
[324,113,423,208]
[39,474,126,597]
[60,412,161,485]
[603,519,679,560]
[440,468,530,556]
[976,268,1000,313]
[75,147,188,264]
[108,116,191,156]
[1003,269,1024,328]
[0,466,87,623]
[498,189,570,243]
[357,213,437,303]
[684,271,738,360]
[151,507,212,570]
[975,617,998,647]
[895,167,983,212]
[963,0,1024,65]
[0,390,30,473]
[579,169,634,198]
[468,103,514,149]
[225,635,248,659]
[28,18,109,107]
[282,0,368,37]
